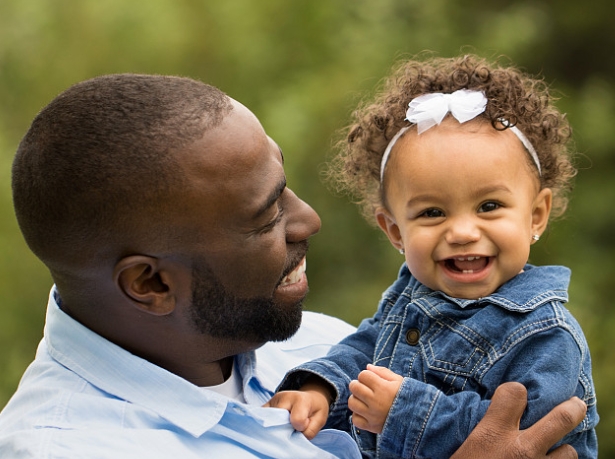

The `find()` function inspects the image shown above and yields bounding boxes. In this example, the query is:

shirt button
[405,328,420,345]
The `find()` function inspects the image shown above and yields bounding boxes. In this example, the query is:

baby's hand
[348,364,403,434]
[264,383,331,440]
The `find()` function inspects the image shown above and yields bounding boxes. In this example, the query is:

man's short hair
[12,74,233,273]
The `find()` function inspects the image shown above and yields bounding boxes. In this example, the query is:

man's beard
[189,252,306,344]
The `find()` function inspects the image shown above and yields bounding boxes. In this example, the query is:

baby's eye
[478,201,501,213]
[419,208,445,218]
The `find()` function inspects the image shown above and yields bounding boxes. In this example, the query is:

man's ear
[531,188,553,242]
[113,255,176,316]
[375,207,404,252]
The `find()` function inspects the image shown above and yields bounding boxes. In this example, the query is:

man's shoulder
[254,312,356,391]
[265,311,355,353]
[290,311,356,346]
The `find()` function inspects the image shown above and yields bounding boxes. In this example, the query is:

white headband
[379,89,541,182]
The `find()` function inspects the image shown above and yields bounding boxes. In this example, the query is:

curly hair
[328,54,577,225]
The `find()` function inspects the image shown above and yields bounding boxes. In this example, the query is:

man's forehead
[264,134,284,164]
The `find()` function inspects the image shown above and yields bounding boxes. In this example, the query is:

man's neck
[184,356,235,387]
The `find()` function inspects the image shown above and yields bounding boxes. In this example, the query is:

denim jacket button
[405,328,420,345]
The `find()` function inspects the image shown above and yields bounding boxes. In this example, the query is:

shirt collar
[44,287,274,437]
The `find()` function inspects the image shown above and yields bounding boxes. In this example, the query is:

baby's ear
[375,207,404,252]
[531,188,553,240]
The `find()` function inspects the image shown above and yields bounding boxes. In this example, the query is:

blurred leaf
[1,0,614,454]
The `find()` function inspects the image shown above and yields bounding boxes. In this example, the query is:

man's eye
[259,209,284,233]
[419,208,444,218]
[479,201,501,213]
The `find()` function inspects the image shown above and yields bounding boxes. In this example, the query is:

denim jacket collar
[400,264,570,313]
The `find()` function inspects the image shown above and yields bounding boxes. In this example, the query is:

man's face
[172,99,321,345]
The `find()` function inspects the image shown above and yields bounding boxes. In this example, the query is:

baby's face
[377,118,551,299]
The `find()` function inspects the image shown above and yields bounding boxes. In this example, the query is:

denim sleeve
[481,324,598,459]
[378,378,490,458]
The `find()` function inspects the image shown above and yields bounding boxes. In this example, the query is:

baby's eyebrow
[405,193,440,208]
[469,184,512,199]
[405,185,512,207]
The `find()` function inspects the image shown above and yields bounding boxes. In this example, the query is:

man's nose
[284,188,321,242]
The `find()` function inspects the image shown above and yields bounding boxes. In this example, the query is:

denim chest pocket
[419,322,490,394]
[373,314,406,367]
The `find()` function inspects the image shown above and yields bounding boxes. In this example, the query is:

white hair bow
[379,89,541,182]
[406,89,487,134]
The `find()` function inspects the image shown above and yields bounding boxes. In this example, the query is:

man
[0,74,585,458]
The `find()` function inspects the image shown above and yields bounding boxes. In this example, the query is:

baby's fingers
[350,411,370,431]
[349,398,384,434]
[349,379,372,404]
[365,364,403,382]
[264,392,294,411]
[264,392,310,432]
[301,413,328,440]
[288,406,312,433]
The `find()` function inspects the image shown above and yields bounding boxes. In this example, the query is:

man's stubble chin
[189,262,304,344]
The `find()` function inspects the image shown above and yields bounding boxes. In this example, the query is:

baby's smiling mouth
[445,256,490,274]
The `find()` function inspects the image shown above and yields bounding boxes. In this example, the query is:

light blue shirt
[0,287,360,459]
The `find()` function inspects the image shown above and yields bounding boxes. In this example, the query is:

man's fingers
[485,381,528,430]
[451,383,585,459]
[520,396,586,454]
[546,444,579,459]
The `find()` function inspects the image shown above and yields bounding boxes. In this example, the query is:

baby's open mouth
[445,256,489,274]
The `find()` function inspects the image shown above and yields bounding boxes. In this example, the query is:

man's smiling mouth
[279,258,306,287]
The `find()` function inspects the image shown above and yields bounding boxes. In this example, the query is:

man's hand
[451,382,587,459]
[264,380,332,440]
[348,364,403,434]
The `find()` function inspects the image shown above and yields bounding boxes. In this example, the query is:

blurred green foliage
[1,0,614,455]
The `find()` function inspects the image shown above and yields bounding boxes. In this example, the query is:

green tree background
[1,0,614,455]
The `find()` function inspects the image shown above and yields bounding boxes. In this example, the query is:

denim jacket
[279,264,598,458]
